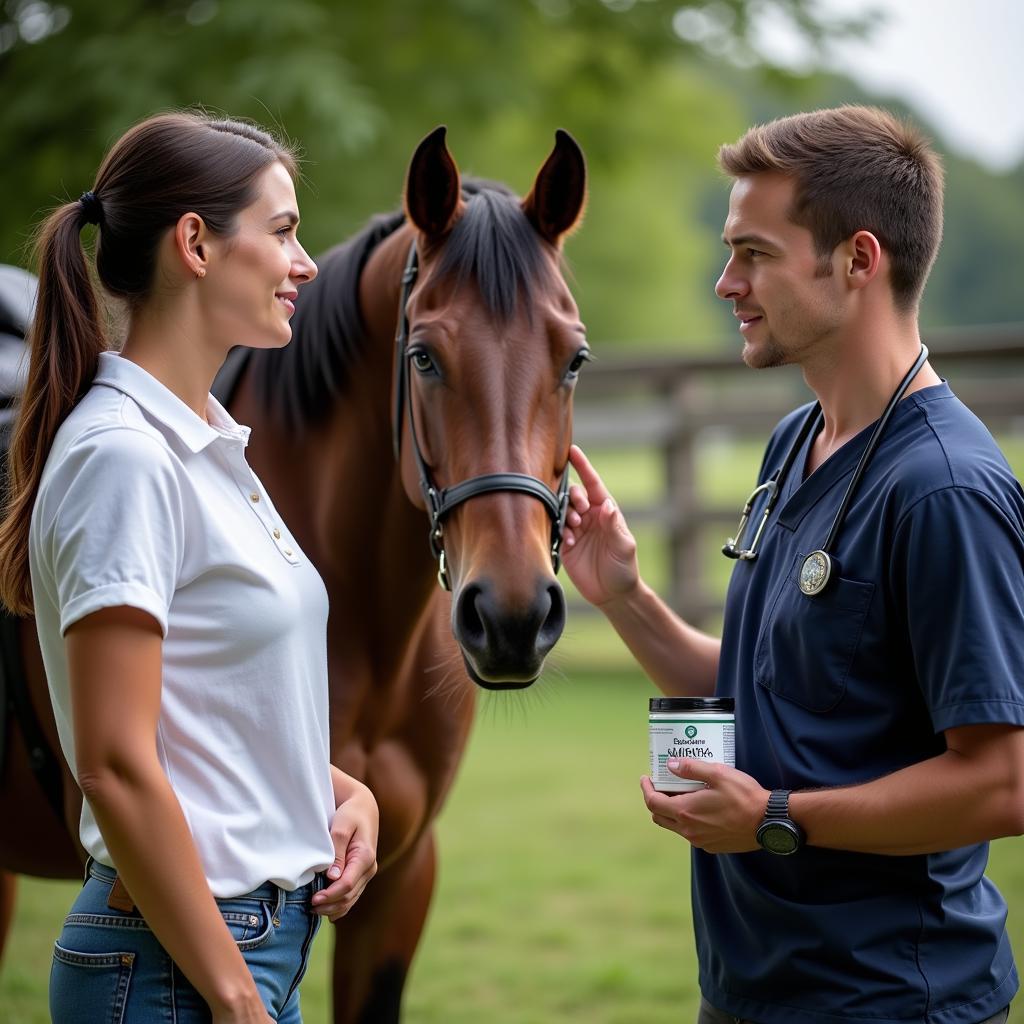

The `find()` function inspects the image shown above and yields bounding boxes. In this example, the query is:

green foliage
[926,157,1024,329]
[1,0,1021,347]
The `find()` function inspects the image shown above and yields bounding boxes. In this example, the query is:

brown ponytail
[0,111,296,615]
[0,201,104,614]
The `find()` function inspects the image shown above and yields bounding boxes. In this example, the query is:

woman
[0,111,378,1022]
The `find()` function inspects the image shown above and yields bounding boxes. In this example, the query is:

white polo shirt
[29,352,336,896]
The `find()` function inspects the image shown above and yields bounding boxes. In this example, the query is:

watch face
[758,821,800,855]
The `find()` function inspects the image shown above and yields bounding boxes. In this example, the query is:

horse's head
[395,126,588,690]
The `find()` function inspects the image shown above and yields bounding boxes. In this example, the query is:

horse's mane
[248,179,548,432]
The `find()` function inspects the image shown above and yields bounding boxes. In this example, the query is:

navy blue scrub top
[696,383,1024,1024]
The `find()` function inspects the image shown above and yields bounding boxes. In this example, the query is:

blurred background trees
[2,0,1022,347]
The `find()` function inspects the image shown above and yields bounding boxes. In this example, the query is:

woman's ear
[173,212,209,279]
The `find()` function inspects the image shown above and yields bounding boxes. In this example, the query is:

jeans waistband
[86,858,324,904]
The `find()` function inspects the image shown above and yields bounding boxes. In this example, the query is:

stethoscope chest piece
[799,550,833,596]
[728,344,929,599]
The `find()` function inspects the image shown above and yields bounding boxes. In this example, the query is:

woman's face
[203,160,318,349]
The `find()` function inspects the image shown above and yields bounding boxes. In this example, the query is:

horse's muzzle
[452,576,566,687]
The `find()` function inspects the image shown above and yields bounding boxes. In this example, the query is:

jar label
[649,717,735,792]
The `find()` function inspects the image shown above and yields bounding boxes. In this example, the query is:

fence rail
[571,323,1024,626]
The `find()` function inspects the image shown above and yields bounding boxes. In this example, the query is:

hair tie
[78,191,102,226]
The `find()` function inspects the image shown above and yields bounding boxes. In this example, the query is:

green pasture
[3,672,1024,1022]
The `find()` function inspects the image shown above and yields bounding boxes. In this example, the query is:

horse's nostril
[456,583,486,653]
[454,579,566,678]
[537,583,565,654]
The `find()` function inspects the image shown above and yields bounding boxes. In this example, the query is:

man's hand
[641,758,768,854]
[562,444,640,607]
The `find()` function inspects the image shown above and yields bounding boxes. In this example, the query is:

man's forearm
[601,580,720,697]
[791,725,1024,855]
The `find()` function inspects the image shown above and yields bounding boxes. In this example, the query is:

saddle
[0,264,65,824]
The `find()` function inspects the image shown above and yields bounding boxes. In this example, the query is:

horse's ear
[405,125,462,238]
[522,129,587,248]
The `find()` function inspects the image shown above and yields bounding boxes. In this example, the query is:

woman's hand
[314,778,379,921]
[562,445,640,607]
[211,995,274,1024]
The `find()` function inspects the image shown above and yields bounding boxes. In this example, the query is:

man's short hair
[718,105,944,311]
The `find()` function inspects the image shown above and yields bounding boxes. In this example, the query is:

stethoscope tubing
[819,343,929,554]
[727,344,929,595]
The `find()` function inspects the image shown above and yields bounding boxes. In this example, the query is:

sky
[755,0,1024,172]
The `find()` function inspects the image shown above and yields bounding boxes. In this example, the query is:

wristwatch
[756,789,804,855]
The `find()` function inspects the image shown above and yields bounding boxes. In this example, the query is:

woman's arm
[66,606,271,1023]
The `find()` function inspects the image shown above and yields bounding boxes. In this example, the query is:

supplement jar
[649,697,736,793]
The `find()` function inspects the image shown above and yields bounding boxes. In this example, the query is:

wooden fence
[571,323,1024,627]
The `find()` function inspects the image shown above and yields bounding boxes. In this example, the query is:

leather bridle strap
[437,473,566,525]
[391,239,571,590]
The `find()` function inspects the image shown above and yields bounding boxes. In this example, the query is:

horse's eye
[567,348,591,377]
[411,350,434,374]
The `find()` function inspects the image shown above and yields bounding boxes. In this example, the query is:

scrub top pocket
[754,553,875,712]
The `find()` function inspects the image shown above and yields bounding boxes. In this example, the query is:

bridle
[391,240,571,591]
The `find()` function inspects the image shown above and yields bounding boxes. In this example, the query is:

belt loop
[83,855,93,884]
[272,884,285,926]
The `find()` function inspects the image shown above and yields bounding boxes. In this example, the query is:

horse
[0,125,589,1021]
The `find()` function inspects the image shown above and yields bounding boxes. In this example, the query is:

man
[562,106,1024,1024]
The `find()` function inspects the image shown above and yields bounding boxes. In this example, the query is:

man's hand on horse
[562,444,640,607]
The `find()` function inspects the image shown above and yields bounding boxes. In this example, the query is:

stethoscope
[722,344,929,597]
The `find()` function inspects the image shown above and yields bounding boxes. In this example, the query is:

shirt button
[273,528,281,539]
[250,492,260,503]
[284,548,293,557]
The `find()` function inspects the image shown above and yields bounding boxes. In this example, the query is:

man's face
[716,172,845,369]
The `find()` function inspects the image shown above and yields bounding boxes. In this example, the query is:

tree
[0,0,870,343]
[11,0,1008,344]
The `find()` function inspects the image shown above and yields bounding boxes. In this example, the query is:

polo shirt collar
[93,351,246,454]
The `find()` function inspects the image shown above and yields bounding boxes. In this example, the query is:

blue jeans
[49,859,323,1023]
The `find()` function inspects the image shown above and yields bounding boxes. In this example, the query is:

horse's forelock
[435,183,549,322]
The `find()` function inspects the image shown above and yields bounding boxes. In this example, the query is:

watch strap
[764,789,791,819]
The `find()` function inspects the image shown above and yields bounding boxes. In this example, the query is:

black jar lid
[649,697,735,712]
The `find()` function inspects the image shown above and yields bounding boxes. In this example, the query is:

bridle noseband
[391,241,571,591]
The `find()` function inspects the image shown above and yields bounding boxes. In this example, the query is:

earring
[195,268,206,279]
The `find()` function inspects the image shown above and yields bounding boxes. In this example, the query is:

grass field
[3,672,1024,1022]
